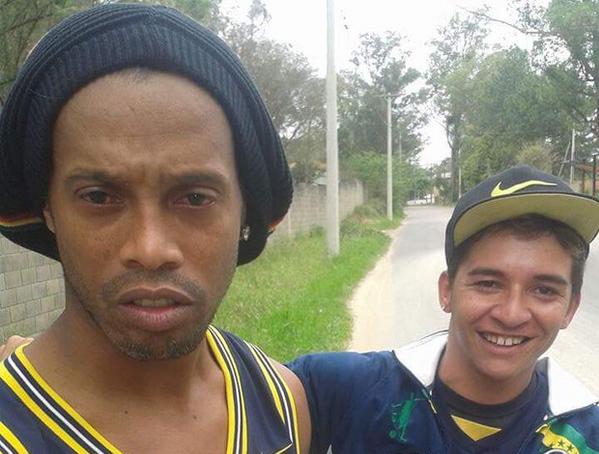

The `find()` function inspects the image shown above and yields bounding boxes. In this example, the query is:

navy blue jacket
[289,331,599,454]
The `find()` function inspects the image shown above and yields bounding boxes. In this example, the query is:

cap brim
[454,193,599,247]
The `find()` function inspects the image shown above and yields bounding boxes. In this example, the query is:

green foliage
[459,47,577,188]
[338,32,426,162]
[343,151,431,211]
[428,12,489,200]
[428,4,596,191]
[215,217,393,361]
[513,0,599,155]
[515,141,555,172]
[430,158,452,204]
[219,5,325,183]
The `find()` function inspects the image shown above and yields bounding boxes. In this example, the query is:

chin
[106,323,207,361]
[477,360,532,384]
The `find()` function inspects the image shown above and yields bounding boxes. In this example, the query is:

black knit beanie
[0,3,292,265]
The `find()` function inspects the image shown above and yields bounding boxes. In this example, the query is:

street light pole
[326,0,339,255]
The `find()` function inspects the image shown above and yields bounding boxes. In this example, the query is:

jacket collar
[393,330,598,416]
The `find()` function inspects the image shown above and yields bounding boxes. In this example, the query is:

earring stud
[241,225,250,241]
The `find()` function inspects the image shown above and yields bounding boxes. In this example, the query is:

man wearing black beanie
[0,4,309,453]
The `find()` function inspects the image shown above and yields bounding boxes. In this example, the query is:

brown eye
[176,192,214,207]
[535,286,558,297]
[82,190,109,204]
[187,193,207,206]
[79,190,120,205]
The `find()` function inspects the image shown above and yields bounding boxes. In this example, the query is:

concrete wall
[0,238,64,341]
[272,180,365,240]
[0,180,364,341]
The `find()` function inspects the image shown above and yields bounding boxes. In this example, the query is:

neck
[25,304,217,403]
[438,340,535,405]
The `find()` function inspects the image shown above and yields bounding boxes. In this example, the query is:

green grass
[214,212,402,363]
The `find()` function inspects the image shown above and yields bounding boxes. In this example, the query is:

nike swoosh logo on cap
[491,180,557,197]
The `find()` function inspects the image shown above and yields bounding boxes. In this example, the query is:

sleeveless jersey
[0,326,301,454]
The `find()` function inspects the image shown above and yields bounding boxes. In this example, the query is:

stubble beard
[62,266,221,361]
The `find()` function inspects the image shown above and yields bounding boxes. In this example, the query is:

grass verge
[214,210,402,363]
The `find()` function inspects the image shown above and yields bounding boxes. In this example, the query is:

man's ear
[561,292,581,329]
[438,271,452,313]
[42,202,55,234]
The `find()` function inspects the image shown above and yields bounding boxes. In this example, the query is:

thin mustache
[101,270,205,302]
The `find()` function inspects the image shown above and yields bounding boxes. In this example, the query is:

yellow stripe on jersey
[267,359,301,454]
[451,415,501,441]
[249,344,301,454]
[0,361,88,453]
[206,329,238,454]
[209,327,248,454]
[0,421,29,454]
[246,344,285,421]
[14,347,122,454]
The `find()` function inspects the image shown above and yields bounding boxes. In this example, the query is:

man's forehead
[463,228,572,264]
[57,71,226,126]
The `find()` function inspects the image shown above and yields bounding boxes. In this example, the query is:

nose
[490,289,532,328]
[119,205,184,271]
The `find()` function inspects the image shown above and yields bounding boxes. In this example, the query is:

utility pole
[570,128,575,185]
[458,148,462,198]
[326,0,339,255]
[398,126,402,161]
[593,153,597,198]
[384,93,401,220]
[386,96,393,220]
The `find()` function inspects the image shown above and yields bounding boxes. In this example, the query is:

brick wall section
[0,237,64,341]
[0,181,364,340]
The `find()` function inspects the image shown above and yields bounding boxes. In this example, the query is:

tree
[460,47,573,187]
[338,32,426,161]
[218,1,325,182]
[471,0,599,163]
[428,12,489,201]
[515,141,555,171]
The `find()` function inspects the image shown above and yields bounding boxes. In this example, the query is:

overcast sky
[220,0,533,166]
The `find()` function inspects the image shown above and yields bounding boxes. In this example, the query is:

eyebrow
[466,267,504,278]
[466,267,568,286]
[64,169,229,187]
[65,170,122,186]
[532,274,569,287]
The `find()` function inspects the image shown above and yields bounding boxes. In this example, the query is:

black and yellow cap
[445,165,599,265]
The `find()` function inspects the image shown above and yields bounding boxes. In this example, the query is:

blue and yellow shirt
[0,326,301,454]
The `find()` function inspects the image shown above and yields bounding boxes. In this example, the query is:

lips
[117,287,194,306]
[130,298,176,308]
[115,287,195,332]
[480,332,530,347]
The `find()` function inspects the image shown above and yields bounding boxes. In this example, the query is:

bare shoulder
[273,360,312,454]
[0,335,34,361]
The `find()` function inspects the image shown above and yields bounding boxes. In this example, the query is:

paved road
[349,205,599,396]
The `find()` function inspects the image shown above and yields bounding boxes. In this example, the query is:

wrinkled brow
[64,169,229,187]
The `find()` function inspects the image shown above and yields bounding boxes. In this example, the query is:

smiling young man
[0,4,309,453]
[291,166,599,453]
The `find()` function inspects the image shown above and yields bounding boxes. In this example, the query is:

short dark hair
[447,214,587,295]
